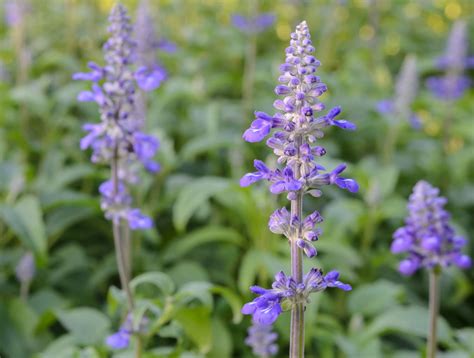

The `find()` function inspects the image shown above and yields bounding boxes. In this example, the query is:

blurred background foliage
[0,0,473,357]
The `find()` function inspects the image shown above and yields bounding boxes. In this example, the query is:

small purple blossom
[106,313,149,350]
[245,320,278,357]
[74,4,158,230]
[391,181,471,275]
[106,329,130,350]
[232,13,276,34]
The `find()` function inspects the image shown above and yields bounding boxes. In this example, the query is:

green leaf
[130,271,175,296]
[175,306,212,354]
[238,249,262,294]
[180,134,238,161]
[208,319,233,358]
[175,281,213,307]
[210,286,243,324]
[37,335,79,358]
[162,226,244,264]
[45,205,96,238]
[56,307,110,345]
[172,177,230,231]
[362,306,454,345]
[0,195,47,262]
[349,280,404,316]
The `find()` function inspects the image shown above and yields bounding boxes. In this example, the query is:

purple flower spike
[240,20,355,330]
[392,181,471,275]
[75,4,161,230]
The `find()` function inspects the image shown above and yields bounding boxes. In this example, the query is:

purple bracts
[74,4,159,230]
[391,180,471,275]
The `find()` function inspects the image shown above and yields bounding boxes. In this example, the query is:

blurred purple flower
[392,180,471,275]
[376,55,420,129]
[74,4,157,230]
[15,252,35,283]
[232,13,276,34]
[426,21,472,100]
[245,320,279,357]
[134,0,176,91]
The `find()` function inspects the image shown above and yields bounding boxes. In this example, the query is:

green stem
[111,150,134,313]
[20,280,30,301]
[427,269,440,358]
[289,136,304,358]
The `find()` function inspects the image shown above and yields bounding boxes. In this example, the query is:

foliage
[0,0,472,357]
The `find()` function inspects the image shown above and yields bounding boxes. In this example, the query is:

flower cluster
[426,20,473,100]
[376,55,421,128]
[391,180,471,275]
[245,320,279,357]
[232,13,275,34]
[242,270,351,325]
[134,0,176,92]
[269,208,322,258]
[241,21,355,326]
[74,4,159,230]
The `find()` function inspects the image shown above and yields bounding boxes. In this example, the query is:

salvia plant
[239,21,358,357]
[391,180,471,358]
[74,3,159,353]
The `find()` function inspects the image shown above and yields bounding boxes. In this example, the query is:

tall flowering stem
[391,181,471,357]
[74,4,161,355]
[240,21,357,357]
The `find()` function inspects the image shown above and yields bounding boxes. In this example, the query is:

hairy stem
[111,150,134,313]
[290,136,304,358]
[122,221,132,282]
[427,269,440,358]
